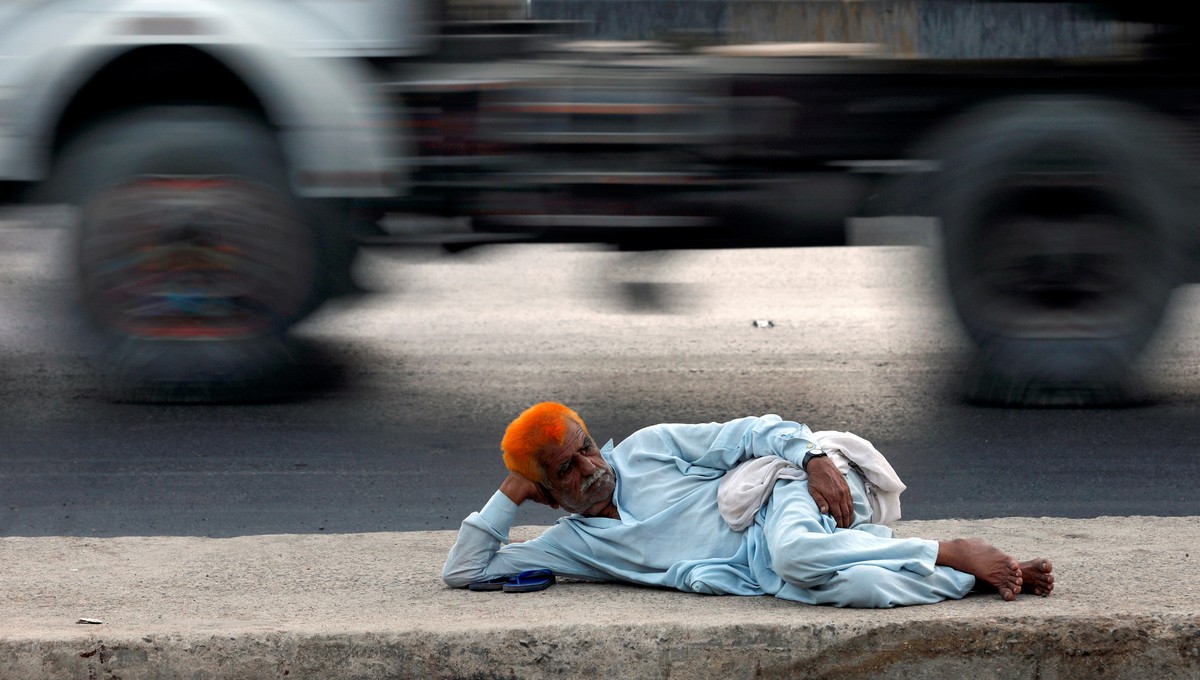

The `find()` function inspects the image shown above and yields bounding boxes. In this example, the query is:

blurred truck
[0,0,1195,404]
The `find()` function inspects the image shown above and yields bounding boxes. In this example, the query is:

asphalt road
[1,221,1198,537]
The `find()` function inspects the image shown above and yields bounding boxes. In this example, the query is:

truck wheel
[928,97,1193,406]
[48,107,322,401]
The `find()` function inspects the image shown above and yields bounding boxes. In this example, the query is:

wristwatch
[801,448,828,472]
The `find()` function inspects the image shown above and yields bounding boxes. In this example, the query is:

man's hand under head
[500,472,559,509]
[806,456,853,528]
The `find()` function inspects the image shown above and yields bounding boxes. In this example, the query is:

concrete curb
[6,615,1200,679]
[2,516,1198,679]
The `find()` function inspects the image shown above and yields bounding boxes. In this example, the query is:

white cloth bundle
[717,431,906,530]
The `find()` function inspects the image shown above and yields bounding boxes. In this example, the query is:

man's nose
[577,453,599,475]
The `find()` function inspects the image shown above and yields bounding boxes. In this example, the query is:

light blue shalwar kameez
[442,415,975,607]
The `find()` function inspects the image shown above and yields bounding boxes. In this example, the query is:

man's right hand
[500,472,559,509]
[806,456,853,528]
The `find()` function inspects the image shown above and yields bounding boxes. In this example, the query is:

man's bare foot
[937,538,1023,601]
[1019,558,1054,597]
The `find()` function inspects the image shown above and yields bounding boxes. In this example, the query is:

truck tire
[46,107,324,401]
[927,97,1193,406]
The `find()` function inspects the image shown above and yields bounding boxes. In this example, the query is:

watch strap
[801,449,828,472]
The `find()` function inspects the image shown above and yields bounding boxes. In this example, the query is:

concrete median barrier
[2,516,1197,679]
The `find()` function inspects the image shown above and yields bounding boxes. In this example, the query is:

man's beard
[560,468,614,513]
[580,468,609,493]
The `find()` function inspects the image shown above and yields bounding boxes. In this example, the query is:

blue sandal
[468,569,556,593]
[502,569,556,593]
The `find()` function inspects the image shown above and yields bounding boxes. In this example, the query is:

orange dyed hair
[501,402,588,484]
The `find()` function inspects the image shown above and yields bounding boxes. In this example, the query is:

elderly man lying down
[443,403,1053,607]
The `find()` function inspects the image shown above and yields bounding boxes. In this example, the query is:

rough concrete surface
[1,516,1198,679]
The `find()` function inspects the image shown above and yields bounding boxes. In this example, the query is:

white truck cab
[0,0,429,192]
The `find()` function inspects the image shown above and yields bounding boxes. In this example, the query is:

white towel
[717,431,906,530]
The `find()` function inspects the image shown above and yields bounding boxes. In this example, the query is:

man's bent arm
[442,483,607,588]
[634,415,854,526]
[442,490,527,587]
[645,415,827,471]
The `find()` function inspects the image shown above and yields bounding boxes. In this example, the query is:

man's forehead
[541,421,586,463]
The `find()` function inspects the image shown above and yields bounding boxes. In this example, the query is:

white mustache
[580,468,609,492]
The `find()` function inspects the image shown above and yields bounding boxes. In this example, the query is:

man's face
[538,420,615,516]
